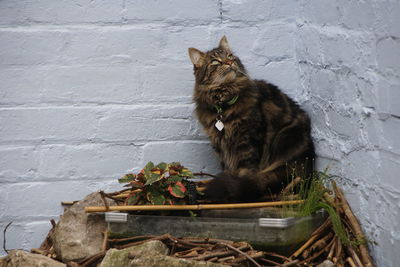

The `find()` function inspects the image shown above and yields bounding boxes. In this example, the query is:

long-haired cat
[188,36,315,203]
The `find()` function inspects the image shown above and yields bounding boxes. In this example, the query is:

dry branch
[220,242,262,267]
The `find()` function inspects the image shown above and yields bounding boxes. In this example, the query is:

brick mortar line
[0,139,209,146]
[298,21,382,37]
[0,176,125,184]
[0,217,59,224]
[0,103,195,110]
[0,19,296,31]
[0,21,220,30]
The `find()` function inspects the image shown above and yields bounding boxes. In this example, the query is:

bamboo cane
[332,181,375,267]
[85,200,304,213]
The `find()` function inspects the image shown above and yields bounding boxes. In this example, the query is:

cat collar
[213,94,239,131]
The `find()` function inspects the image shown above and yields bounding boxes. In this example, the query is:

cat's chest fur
[195,91,263,170]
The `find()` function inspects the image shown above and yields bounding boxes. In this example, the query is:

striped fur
[189,36,315,203]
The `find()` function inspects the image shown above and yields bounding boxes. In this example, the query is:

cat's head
[188,36,247,86]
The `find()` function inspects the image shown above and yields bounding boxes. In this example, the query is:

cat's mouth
[219,69,236,83]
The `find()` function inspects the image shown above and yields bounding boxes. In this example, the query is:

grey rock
[0,250,66,267]
[0,257,7,267]
[317,260,335,267]
[52,192,116,262]
[129,254,226,267]
[100,240,169,267]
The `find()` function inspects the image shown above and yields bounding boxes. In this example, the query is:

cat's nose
[224,60,233,66]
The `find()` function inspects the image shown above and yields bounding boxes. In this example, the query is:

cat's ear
[219,36,231,52]
[188,48,205,68]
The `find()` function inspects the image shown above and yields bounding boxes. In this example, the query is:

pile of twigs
[109,234,267,266]
[33,181,375,267]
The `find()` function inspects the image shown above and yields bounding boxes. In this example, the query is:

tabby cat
[188,36,315,203]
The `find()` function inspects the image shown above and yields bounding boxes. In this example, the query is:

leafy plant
[118,162,196,205]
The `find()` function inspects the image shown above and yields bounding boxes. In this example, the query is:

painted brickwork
[0,1,399,265]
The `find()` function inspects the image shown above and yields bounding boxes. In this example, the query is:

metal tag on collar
[215,120,224,131]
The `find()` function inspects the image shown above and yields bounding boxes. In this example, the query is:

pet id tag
[215,120,224,131]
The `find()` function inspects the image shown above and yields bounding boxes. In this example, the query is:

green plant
[296,171,350,245]
[118,162,195,205]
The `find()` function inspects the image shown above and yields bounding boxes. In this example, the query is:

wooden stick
[259,257,283,266]
[114,234,171,249]
[218,255,235,262]
[298,236,335,265]
[310,218,332,237]
[334,238,343,263]
[280,260,300,267]
[346,257,357,267]
[229,251,264,264]
[221,242,262,267]
[348,246,364,267]
[290,219,331,259]
[31,248,48,256]
[101,231,108,252]
[85,200,304,213]
[79,251,106,267]
[173,238,210,248]
[176,249,200,258]
[327,237,337,260]
[290,234,319,259]
[310,231,334,252]
[113,189,142,199]
[208,257,219,262]
[323,192,338,209]
[332,181,375,267]
[109,235,155,243]
[192,248,237,261]
[262,252,291,262]
[302,231,334,258]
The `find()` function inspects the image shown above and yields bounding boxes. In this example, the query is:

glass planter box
[105,207,326,255]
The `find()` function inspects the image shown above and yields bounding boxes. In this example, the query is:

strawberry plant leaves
[119,162,200,205]
[136,172,146,183]
[143,161,154,179]
[165,175,183,184]
[180,168,194,178]
[126,191,141,205]
[151,169,162,175]
[145,172,163,185]
[168,181,187,198]
[118,173,136,184]
[169,162,183,172]
[156,162,168,171]
[128,181,144,188]
[146,190,166,205]
[165,197,174,205]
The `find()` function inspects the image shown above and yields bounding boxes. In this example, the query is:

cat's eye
[210,60,221,65]
[227,54,234,60]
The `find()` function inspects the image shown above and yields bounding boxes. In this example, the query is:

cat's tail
[203,172,268,203]
[204,158,314,203]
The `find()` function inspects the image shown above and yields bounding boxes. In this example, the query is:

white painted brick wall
[298,1,400,266]
[0,1,399,265]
